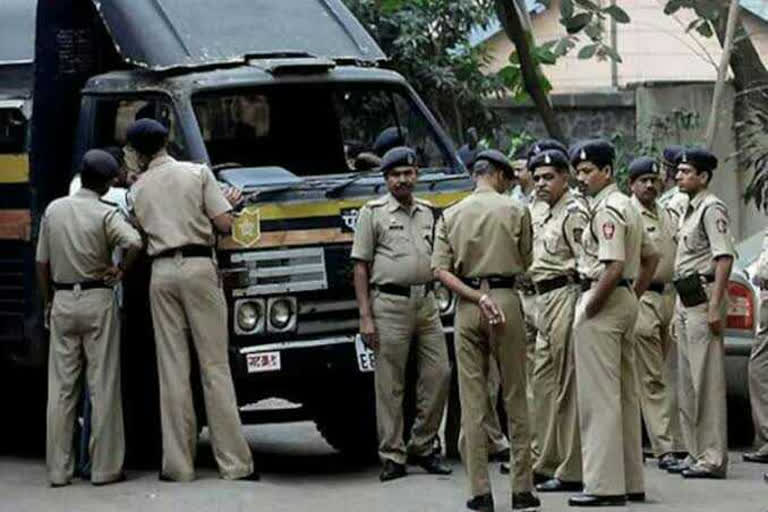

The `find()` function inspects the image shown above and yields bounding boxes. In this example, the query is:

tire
[309,380,378,461]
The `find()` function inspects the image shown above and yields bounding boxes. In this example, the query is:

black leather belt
[534,274,580,295]
[374,283,433,298]
[647,282,666,294]
[153,244,213,260]
[461,275,518,290]
[580,278,633,292]
[54,281,110,291]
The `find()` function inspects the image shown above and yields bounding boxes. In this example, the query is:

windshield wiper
[325,169,382,198]
[234,184,303,210]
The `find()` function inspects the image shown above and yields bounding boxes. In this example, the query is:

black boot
[466,493,494,512]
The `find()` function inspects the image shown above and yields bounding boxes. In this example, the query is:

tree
[345,0,507,143]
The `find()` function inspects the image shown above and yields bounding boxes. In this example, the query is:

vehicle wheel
[309,381,378,461]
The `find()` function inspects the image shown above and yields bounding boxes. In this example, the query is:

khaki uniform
[131,153,254,481]
[351,194,450,465]
[529,189,589,481]
[575,183,655,496]
[631,195,685,457]
[674,189,735,475]
[36,188,142,485]
[750,230,768,456]
[432,184,533,497]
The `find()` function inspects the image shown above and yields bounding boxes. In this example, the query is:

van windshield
[192,83,452,176]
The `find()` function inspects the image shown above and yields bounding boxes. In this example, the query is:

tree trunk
[705,0,739,149]
[714,5,768,209]
[494,0,566,141]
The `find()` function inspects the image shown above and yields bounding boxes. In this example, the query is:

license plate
[354,334,376,372]
[246,351,281,373]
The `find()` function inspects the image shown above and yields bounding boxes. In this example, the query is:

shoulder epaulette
[365,196,388,209]
[414,197,434,208]
[99,198,118,208]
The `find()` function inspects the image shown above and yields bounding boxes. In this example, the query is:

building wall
[484,1,768,94]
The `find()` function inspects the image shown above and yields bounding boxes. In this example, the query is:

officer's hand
[102,265,124,286]
[479,294,506,326]
[585,300,600,319]
[224,186,243,206]
[360,315,379,351]
[707,302,723,336]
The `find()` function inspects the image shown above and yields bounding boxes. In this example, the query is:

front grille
[229,247,328,296]
[297,298,358,336]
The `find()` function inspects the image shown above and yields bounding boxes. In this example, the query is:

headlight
[234,299,265,334]
[434,283,454,315]
[267,297,297,332]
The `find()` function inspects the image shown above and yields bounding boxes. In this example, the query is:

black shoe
[626,492,645,502]
[568,494,627,507]
[234,472,260,481]
[50,481,71,488]
[536,478,583,492]
[379,460,406,482]
[500,462,510,474]
[657,453,677,470]
[743,451,768,464]
[764,472,768,483]
[512,491,541,510]
[467,493,494,512]
[409,453,452,475]
[532,472,551,485]
[681,467,725,479]
[489,448,510,463]
[92,472,126,486]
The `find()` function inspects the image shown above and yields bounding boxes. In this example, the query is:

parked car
[724,230,763,441]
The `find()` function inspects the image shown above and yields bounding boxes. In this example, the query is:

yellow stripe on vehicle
[0,154,29,183]
[255,191,468,220]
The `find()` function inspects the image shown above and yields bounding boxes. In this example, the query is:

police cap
[569,139,615,169]
[373,127,408,157]
[127,118,169,156]
[379,146,418,175]
[81,149,120,181]
[528,149,569,172]
[628,156,660,183]
[676,147,718,174]
[661,145,683,167]
[473,149,515,178]
[528,138,568,159]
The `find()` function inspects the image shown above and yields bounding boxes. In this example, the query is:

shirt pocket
[382,226,412,257]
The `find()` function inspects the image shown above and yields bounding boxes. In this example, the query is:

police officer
[658,145,689,222]
[568,140,659,507]
[351,146,452,482]
[744,228,768,465]
[128,119,257,482]
[432,149,539,512]
[628,157,684,470]
[526,149,589,493]
[669,148,734,479]
[36,150,143,487]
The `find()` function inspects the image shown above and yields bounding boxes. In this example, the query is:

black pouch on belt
[672,273,708,308]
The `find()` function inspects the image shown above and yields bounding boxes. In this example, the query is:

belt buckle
[73,282,81,297]
[174,249,183,265]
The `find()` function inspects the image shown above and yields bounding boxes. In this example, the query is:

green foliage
[345,0,505,142]
[662,0,720,39]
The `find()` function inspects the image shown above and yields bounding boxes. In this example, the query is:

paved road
[1,422,766,512]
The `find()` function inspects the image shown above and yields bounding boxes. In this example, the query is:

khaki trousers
[675,290,728,475]
[574,287,644,496]
[371,288,451,464]
[458,354,509,459]
[150,257,253,481]
[519,291,540,463]
[456,288,533,497]
[750,290,768,455]
[634,288,683,456]
[47,288,124,485]
[532,284,582,481]
[662,290,686,453]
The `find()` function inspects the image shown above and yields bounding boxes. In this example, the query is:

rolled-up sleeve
[350,206,374,262]
[431,216,454,272]
[35,211,49,263]
[201,166,232,220]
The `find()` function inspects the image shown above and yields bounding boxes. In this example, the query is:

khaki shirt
[658,186,689,225]
[36,188,142,283]
[632,195,676,283]
[350,194,436,286]
[580,183,656,281]
[131,153,231,256]
[530,189,589,281]
[674,189,735,279]
[432,184,532,277]
[757,229,768,280]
